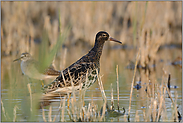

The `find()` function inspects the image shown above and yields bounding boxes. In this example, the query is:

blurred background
[1,1,181,56]
[1,1,182,122]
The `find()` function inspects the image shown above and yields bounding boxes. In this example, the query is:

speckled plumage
[43,31,122,94]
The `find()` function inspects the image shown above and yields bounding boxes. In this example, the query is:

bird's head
[13,52,32,62]
[95,31,122,45]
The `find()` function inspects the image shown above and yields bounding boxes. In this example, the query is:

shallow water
[1,46,182,122]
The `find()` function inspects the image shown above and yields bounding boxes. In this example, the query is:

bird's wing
[43,55,97,94]
[44,64,61,76]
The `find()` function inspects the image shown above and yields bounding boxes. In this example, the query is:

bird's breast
[81,68,99,89]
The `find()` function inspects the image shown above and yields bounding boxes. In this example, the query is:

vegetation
[1,1,182,122]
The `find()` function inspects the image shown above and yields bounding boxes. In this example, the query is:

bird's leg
[40,80,45,87]
[67,93,72,111]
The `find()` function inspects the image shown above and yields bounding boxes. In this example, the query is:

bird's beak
[109,37,122,44]
[13,57,22,62]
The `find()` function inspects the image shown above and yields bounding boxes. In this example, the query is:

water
[1,47,182,122]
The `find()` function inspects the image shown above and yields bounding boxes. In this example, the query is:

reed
[128,48,140,120]
[131,67,181,122]
[41,104,47,122]
[1,100,9,120]
[116,65,120,112]
[60,96,66,122]
[110,83,114,110]
[13,105,19,122]
[27,83,33,112]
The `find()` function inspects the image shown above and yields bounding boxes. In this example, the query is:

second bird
[13,52,61,83]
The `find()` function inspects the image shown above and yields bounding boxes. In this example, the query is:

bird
[43,31,122,95]
[13,52,61,85]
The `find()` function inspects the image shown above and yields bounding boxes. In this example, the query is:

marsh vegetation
[1,1,182,122]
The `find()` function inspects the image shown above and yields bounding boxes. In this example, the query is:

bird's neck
[89,41,105,62]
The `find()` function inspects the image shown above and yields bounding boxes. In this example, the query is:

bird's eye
[102,34,106,37]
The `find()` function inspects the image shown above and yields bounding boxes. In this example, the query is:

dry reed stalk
[156,83,161,100]
[161,97,168,121]
[116,65,120,112]
[149,78,164,121]
[128,48,140,120]
[162,87,168,121]
[166,86,174,103]
[52,99,63,122]
[145,98,153,122]
[53,101,62,122]
[96,70,106,103]
[52,110,58,122]
[81,104,85,121]
[68,69,75,97]
[82,106,88,121]
[67,104,73,121]
[123,114,127,122]
[1,100,9,120]
[152,100,157,121]
[86,103,91,121]
[142,108,146,121]
[48,106,52,122]
[91,94,94,111]
[110,83,114,110]
[61,71,67,89]
[27,83,32,112]
[79,103,83,121]
[71,98,76,122]
[150,69,157,96]
[156,88,165,121]
[93,105,98,121]
[164,73,179,121]
[42,104,47,122]
[92,103,97,121]
[13,105,18,122]
[67,69,76,120]
[173,91,178,122]
[82,106,86,121]
[146,73,151,98]
[152,79,156,99]
[134,110,139,122]
[79,70,89,121]
[67,97,74,121]
[61,96,66,122]
[96,70,106,121]
[82,71,89,121]
[162,71,175,105]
